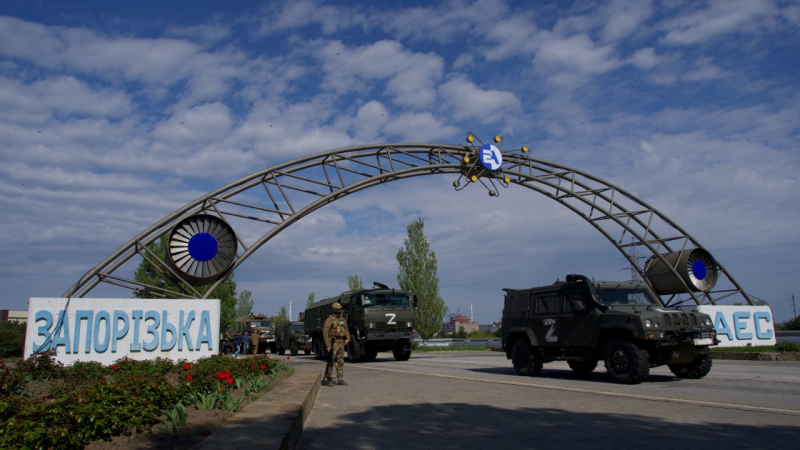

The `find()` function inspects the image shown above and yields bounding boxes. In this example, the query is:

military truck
[275,321,312,356]
[502,274,719,384]
[244,313,277,354]
[304,282,417,362]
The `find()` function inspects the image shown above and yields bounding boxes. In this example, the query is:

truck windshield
[363,294,410,307]
[250,321,271,327]
[597,288,660,306]
[291,324,304,332]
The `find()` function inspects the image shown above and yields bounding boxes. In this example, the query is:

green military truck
[502,274,719,384]
[304,282,417,362]
[245,314,277,354]
[275,321,312,356]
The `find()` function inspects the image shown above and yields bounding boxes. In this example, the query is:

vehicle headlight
[703,318,712,327]
[369,323,374,329]
[645,319,652,328]
[406,322,412,328]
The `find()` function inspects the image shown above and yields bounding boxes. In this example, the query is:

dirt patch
[84,370,292,450]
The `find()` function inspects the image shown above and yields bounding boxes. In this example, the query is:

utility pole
[470,302,474,323]
[289,300,292,323]
[627,238,644,282]
[792,294,796,319]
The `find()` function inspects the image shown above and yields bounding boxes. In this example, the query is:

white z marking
[386,313,397,325]
[543,318,558,342]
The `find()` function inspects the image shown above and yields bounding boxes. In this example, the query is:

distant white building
[479,322,501,334]
[441,314,479,334]
[0,310,27,323]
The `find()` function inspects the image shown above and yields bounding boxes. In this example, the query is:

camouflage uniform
[324,303,351,385]
[250,330,259,355]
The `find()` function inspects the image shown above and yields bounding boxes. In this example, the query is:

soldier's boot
[337,379,348,386]
[325,378,335,386]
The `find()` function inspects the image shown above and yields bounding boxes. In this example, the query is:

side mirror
[413,296,419,307]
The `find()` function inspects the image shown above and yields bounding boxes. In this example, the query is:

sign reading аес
[25,298,220,365]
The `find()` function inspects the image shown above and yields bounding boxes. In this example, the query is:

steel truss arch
[63,143,752,306]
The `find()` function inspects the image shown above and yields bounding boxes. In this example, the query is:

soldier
[221,331,233,354]
[250,328,259,355]
[324,303,350,386]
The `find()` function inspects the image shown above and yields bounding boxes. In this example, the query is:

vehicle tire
[568,360,598,375]
[290,341,299,356]
[364,347,378,360]
[668,348,712,379]
[277,344,286,355]
[511,340,543,376]
[604,339,650,384]
[270,342,277,354]
[347,339,362,363]
[304,349,311,355]
[392,341,411,361]
[313,340,323,360]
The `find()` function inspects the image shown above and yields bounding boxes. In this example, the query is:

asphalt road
[289,351,800,450]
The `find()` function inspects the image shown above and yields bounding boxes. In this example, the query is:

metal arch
[62,143,752,306]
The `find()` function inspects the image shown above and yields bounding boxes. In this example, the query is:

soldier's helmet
[332,303,342,312]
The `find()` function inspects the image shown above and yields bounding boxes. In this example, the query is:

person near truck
[232,332,242,358]
[250,328,259,355]
[324,302,350,386]
[243,331,251,355]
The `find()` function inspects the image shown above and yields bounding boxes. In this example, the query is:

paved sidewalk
[196,369,320,450]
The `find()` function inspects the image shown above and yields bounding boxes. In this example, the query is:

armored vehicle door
[559,288,596,348]
[531,291,560,347]
[503,289,531,336]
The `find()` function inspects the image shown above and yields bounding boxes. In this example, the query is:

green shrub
[14,351,65,381]
[0,321,26,358]
[775,342,800,353]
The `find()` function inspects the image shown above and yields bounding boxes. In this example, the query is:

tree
[236,290,254,321]
[133,234,238,332]
[306,292,315,307]
[347,275,364,291]
[396,217,447,345]
[271,306,288,325]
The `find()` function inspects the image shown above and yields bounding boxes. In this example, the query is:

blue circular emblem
[479,144,503,171]
[188,232,219,262]
[691,260,707,280]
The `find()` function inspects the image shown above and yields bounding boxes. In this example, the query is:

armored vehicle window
[597,288,659,306]
[363,294,410,307]
[562,292,585,312]
[535,293,559,313]
[250,321,271,327]
[291,324,304,331]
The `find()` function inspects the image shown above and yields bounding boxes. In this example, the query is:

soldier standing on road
[250,328,259,355]
[324,303,350,386]
[243,331,251,355]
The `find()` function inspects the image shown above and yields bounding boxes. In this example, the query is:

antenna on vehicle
[373,282,389,289]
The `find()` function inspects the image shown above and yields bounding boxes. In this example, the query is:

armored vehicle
[275,321,312,356]
[245,314,277,354]
[304,282,417,362]
[502,274,719,384]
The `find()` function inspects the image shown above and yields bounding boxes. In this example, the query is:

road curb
[712,351,800,361]
[195,369,321,450]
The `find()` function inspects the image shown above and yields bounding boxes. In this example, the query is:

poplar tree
[306,292,315,307]
[396,218,447,345]
[347,275,364,291]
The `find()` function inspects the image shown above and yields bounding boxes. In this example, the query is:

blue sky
[1,0,799,325]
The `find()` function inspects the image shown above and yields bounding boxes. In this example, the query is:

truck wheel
[604,339,650,384]
[511,340,543,376]
[290,341,299,356]
[347,340,362,363]
[568,360,598,375]
[313,340,323,360]
[392,342,411,361]
[278,344,286,355]
[668,348,712,379]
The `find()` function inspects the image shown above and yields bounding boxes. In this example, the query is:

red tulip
[184,363,191,371]
[187,374,193,381]
[111,364,118,371]
[250,364,256,370]
[260,364,266,370]
[227,378,234,385]
[286,356,290,360]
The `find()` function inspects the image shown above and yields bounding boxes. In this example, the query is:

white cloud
[600,0,654,42]
[256,0,367,35]
[439,76,521,124]
[378,0,509,43]
[627,47,661,70]
[683,58,729,81]
[660,0,781,45]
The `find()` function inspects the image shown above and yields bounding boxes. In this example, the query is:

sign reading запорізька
[25,298,220,365]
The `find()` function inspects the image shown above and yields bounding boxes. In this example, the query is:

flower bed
[0,352,289,449]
